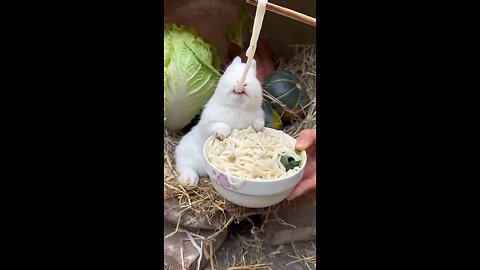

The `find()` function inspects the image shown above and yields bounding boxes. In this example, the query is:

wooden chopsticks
[246,0,316,27]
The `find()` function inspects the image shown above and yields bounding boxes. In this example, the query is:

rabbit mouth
[232,90,248,96]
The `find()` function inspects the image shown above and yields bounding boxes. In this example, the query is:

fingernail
[296,139,305,149]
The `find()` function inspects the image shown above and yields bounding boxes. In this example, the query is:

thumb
[295,129,316,151]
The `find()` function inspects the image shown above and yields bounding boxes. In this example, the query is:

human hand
[287,129,316,201]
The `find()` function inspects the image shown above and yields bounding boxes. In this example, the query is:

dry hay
[164,44,316,268]
[227,262,273,270]
[287,242,316,270]
[271,44,316,138]
[213,202,316,269]
[205,224,316,270]
[164,130,247,229]
[216,230,316,270]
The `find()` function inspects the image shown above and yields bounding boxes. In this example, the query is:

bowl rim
[202,127,308,183]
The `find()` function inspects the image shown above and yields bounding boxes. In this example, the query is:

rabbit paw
[252,119,265,132]
[177,171,199,186]
[212,123,232,140]
[214,129,231,140]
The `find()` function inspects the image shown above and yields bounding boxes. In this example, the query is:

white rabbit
[175,57,265,186]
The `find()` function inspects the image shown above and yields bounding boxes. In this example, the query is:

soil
[204,216,316,270]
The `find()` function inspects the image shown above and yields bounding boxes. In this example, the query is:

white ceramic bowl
[203,128,307,208]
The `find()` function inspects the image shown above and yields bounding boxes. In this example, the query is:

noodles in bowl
[205,126,303,180]
[202,127,307,207]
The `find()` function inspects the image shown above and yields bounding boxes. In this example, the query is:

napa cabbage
[164,22,221,131]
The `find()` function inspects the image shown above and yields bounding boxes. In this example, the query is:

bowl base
[212,181,293,208]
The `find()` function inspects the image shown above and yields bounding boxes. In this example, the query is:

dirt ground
[204,216,317,270]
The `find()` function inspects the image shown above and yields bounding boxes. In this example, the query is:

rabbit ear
[232,56,242,64]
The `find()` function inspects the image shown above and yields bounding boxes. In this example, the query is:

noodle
[206,127,301,180]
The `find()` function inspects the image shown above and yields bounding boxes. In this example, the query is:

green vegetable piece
[226,9,254,49]
[164,22,221,131]
[280,155,301,171]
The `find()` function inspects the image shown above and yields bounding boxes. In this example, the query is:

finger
[302,158,316,173]
[286,178,315,201]
[286,176,316,201]
[306,146,317,157]
[295,129,316,151]
[302,165,316,180]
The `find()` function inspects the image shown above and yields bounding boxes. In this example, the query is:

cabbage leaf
[164,22,221,131]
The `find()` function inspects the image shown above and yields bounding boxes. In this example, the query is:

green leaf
[164,22,221,131]
[225,9,254,49]
[280,155,300,171]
